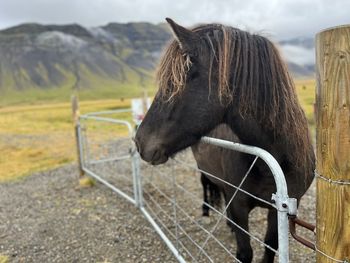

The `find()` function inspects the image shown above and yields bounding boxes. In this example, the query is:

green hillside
[0,22,171,106]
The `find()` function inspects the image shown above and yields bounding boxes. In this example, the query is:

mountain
[0,22,314,94]
[0,22,171,92]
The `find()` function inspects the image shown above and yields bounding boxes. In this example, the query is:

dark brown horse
[134,18,315,263]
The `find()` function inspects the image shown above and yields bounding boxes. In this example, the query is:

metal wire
[198,157,258,257]
[172,158,276,209]
[143,198,198,262]
[144,183,226,262]
[315,171,350,186]
[315,244,348,263]
[171,194,239,260]
[81,123,91,162]
[151,167,223,219]
[175,206,240,261]
[143,190,177,224]
[88,163,133,181]
[175,223,215,263]
[87,155,131,165]
[147,161,279,260]
[148,159,278,255]
[144,170,241,261]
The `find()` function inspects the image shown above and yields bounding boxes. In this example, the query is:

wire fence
[76,108,318,263]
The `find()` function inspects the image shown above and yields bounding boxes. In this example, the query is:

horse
[199,170,222,217]
[192,124,236,218]
[134,18,315,263]
[193,123,271,231]
[192,124,238,217]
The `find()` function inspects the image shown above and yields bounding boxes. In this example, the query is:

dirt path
[0,160,316,262]
[0,165,176,263]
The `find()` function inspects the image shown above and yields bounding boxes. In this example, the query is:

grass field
[0,79,316,182]
[0,67,156,107]
[0,98,132,182]
[0,255,8,263]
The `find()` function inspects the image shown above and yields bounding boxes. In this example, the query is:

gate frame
[78,109,140,206]
[76,109,296,263]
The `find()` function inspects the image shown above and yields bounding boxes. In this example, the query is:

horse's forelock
[156,41,191,102]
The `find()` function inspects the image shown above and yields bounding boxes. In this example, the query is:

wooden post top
[317,24,350,35]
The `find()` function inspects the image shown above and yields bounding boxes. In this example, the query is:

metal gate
[77,108,297,263]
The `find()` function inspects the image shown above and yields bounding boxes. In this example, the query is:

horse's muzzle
[133,135,168,165]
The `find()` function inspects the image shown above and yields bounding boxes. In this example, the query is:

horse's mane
[157,24,314,170]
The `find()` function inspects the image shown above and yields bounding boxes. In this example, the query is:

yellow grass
[0,79,316,182]
[294,79,316,139]
[0,98,132,182]
[0,255,8,263]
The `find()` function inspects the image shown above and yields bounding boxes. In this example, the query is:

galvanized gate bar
[83,166,137,205]
[79,115,133,133]
[201,136,290,263]
[84,108,132,117]
[140,207,187,263]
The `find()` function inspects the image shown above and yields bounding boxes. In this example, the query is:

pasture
[0,99,131,182]
[0,78,315,182]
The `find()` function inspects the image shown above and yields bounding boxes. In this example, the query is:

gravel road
[0,165,177,263]
[0,154,316,262]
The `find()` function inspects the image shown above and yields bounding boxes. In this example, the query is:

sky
[0,0,349,39]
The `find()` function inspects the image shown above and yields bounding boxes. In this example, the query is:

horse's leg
[261,209,278,263]
[229,203,253,263]
[223,191,234,229]
[200,173,210,217]
[209,181,221,209]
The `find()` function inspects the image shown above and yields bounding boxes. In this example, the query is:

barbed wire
[315,171,350,185]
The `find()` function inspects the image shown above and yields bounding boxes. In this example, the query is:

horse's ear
[166,18,197,54]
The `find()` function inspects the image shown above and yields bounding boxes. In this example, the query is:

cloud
[280,45,314,65]
[0,0,349,39]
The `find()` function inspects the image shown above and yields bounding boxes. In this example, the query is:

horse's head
[134,18,226,165]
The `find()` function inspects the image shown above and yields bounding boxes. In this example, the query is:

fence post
[71,95,84,177]
[315,25,350,262]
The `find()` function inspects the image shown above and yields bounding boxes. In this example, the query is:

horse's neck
[226,112,280,155]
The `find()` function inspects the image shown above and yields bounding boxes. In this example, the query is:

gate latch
[288,215,316,250]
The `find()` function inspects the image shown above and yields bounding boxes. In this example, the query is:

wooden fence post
[71,95,84,177]
[316,25,350,262]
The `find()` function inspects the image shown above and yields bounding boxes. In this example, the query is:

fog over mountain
[279,37,315,77]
